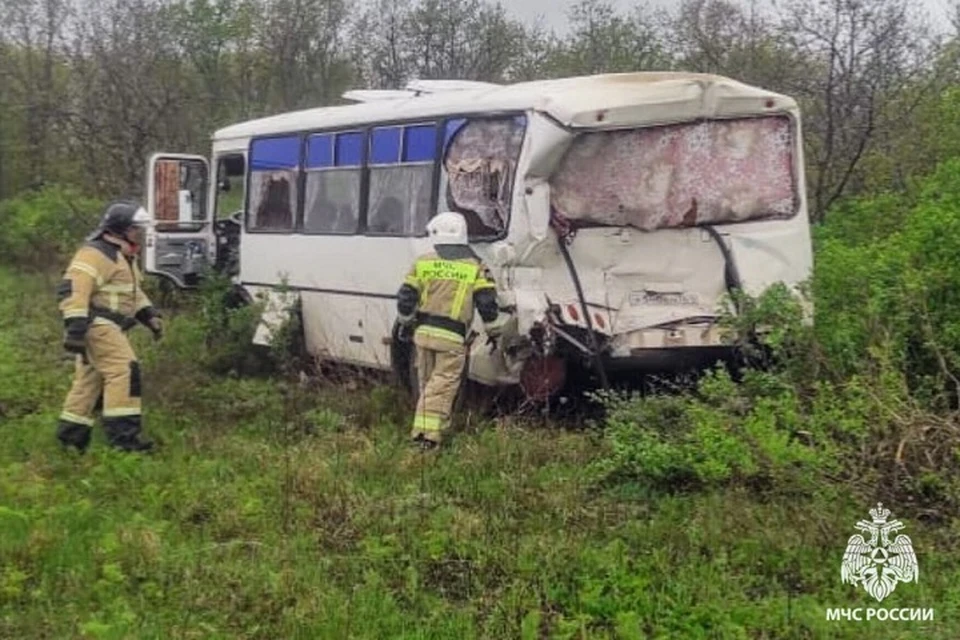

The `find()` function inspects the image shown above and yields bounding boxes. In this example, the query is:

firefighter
[396,211,506,450]
[55,200,162,453]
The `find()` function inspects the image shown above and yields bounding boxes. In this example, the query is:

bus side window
[303,132,362,234]
[367,124,436,236]
[248,136,299,232]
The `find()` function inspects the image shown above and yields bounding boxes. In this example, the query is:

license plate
[629,290,699,306]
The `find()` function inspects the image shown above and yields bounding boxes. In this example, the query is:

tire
[223,284,251,311]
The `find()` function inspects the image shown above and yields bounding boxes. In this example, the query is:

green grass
[1,267,959,639]
[216,188,244,220]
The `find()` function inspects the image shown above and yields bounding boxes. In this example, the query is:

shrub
[813,158,960,397]
[194,270,273,376]
[592,367,829,492]
[0,186,103,268]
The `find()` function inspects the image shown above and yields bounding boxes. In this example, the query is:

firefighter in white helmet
[396,211,507,450]
[55,200,162,453]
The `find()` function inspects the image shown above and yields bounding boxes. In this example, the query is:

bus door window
[215,154,246,221]
[154,158,208,231]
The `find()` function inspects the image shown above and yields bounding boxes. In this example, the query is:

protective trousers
[412,343,466,444]
[58,324,143,450]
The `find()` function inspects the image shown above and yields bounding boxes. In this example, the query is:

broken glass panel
[443,116,526,235]
[550,116,796,230]
[248,135,300,231]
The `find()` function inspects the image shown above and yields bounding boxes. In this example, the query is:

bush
[592,367,829,492]
[813,159,960,397]
[0,186,103,268]
[193,270,274,376]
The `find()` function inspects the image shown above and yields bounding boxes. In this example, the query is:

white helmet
[131,206,150,227]
[426,211,468,246]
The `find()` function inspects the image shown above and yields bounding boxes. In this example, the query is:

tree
[557,0,669,74]
[0,0,72,190]
[259,0,353,111]
[776,0,944,220]
[351,0,412,89]
[66,0,197,193]
[669,0,803,90]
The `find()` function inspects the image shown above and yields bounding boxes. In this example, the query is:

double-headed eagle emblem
[841,503,918,602]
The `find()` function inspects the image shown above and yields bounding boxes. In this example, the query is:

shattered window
[367,124,437,236]
[549,116,797,231]
[304,132,362,234]
[247,136,300,232]
[443,115,526,238]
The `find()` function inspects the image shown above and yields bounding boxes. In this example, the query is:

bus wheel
[519,355,567,403]
[223,284,250,311]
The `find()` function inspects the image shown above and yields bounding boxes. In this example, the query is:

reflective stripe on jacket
[58,239,152,329]
[399,248,497,344]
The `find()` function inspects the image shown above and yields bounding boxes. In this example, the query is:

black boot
[103,416,154,453]
[410,433,439,452]
[57,420,92,453]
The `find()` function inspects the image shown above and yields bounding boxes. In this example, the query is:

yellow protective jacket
[397,245,500,345]
[57,238,156,335]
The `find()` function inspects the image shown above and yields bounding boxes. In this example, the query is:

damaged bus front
[465,75,812,398]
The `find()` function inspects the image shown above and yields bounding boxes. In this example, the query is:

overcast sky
[500,0,956,33]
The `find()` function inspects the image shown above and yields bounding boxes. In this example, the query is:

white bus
[143,72,813,399]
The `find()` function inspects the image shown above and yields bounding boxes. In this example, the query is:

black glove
[148,316,163,341]
[136,307,163,341]
[63,317,89,355]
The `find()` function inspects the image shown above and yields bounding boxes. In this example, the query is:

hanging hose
[702,225,769,368]
[552,212,610,389]
[702,225,743,314]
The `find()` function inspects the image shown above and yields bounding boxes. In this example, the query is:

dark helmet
[86,200,150,241]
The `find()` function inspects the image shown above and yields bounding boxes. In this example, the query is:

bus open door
[143,153,215,288]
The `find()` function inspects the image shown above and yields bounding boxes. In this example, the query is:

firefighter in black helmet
[55,200,162,453]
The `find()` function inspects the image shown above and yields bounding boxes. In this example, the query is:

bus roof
[212,72,798,142]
